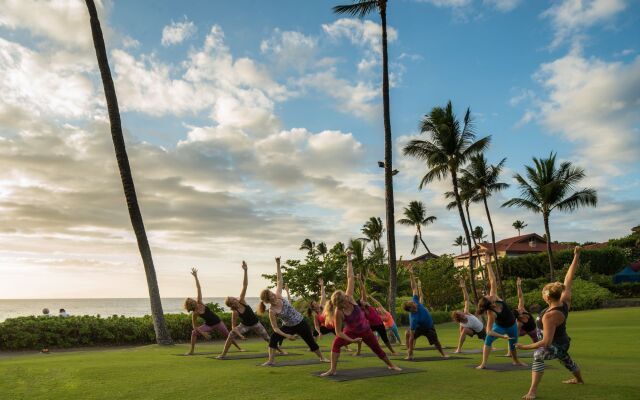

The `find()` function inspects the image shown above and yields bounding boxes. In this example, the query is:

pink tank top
[363,304,383,326]
[343,305,370,335]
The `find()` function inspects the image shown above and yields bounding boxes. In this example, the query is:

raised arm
[408,264,418,296]
[191,268,202,303]
[516,277,525,311]
[345,250,355,297]
[284,284,292,303]
[358,274,367,303]
[486,262,498,299]
[239,261,248,302]
[561,246,581,307]
[319,277,326,307]
[459,279,470,314]
[275,257,283,298]
[368,295,387,313]
[417,278,425,305]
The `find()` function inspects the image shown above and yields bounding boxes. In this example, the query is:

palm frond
[333,0,378,17]
[502,197,542,213]
[552,188,598,212]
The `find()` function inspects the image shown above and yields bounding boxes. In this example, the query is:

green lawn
[1,307,638,400]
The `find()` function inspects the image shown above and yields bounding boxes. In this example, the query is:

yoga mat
[412,346,453,351]
[175,351,219,356]
[446,349,484,355]
[258,359,345,367]
[312,367,424,382]
[498,352,534,358]
[402,356,469,362]
[209,352,300,360]
[466,363,531,372]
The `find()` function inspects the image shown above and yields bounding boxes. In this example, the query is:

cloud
[414,0,472,7]
[483,0,522,12]
[161,17,197,46]
[260,29,317,73]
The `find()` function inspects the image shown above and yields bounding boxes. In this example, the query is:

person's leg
[218,324,248,358]
[405,329,419,360]
[426,328,448,357]
[293,321,327,361]
[391,324,401,344]
[320,336,349,376]
[361,329,401,371]
[477,326,499,369]
[523,347,551,399]
[263,330,286,366]
[187,324,211,355]
[353,339,362,356]
[374,325,396,354]
[558,352,583,384]
[455,327,471,353]
[405,329,411,347]
[507,323,526,366]
[213,322,243,351]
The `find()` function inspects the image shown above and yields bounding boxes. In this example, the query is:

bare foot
[452,350,462,354]
[562,378,584,384]
[184,352,194,356]
[404,356,413,361]
[320,358,330,363]
[215,354,226,359]
[261,361,275,367]
[475,364,486,370]
[514,361,528,367]
[388,365,402,371]
[320,370,336,376]
[391,352,399,356]
[442,354,450,358]
[521,393,536,399]
[238,349,246,352]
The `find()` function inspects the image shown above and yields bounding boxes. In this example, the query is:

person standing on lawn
[452,279,486,353]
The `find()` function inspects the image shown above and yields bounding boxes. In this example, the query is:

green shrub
[599,282,640,298]
[505,278,612,311]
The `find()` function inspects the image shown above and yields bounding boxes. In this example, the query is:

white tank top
[461,313,484,332]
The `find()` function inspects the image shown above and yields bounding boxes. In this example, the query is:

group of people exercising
[183,246,584,399]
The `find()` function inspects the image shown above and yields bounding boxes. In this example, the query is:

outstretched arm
[561,246,581,307]
[284,284,292,303]
[408,264,418,296]
[417,278,425,305]
[269,309,294,339]
[358,274,367,303]
[368,295,387,313]
[239,261,248,302]
[346,251,355,297]
[486,262,498,300]
[319,278,326,308]
[460,279,470,314]
[275,257,283,298]
[191,268,202,303]
[516,277,525,311]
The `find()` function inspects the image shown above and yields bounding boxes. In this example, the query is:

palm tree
[473,226,487,243]
[317,242,328,262]
[300,238,315,254]
[502,152,597,279]
[452,236,467,254]
[348,238,368,277]
[333,0,398,318]
[84,0,171,344]
[403,101,490,301]
[397,201,437,255]
[461,154,509,292]
[361,217,384,252]
[512,220,527,236]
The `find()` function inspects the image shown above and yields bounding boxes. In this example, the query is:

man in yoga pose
[452,279,486,353]
[258,257,328,366]
[404,264,448,360]
[217,261,283,359]
[476,262,526,369]
[368,295,402,345]
[355,275,398,355]
[320,250,401,376]
[184,268,242,355]
[517,246,584,400]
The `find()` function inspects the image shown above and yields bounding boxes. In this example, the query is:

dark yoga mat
[208,352,300,360]
[175,352,218,356]
[412,346,453,351]
[498,352,534,358]
[466,363,531,372]
[312,367,424,382]
[446,348,484,355]
[258,359,346,367]
[279,345,320,349]
[402,356,469,362]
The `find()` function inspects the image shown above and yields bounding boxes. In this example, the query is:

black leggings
[269,320,319,352]
[313,325,335,337]
[371,324,391,345]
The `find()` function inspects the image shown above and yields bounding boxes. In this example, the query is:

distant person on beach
[452,279,486,353]
[59,309,69,317]
[184,268,243,356]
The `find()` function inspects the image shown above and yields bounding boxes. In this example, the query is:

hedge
[505,278,612,312]
[599,282,640,298]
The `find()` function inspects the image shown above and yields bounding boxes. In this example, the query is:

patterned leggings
[532,344,579,373]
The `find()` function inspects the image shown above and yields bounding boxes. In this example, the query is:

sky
[0,0,638,299]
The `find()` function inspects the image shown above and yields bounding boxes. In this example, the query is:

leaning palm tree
[84,0,171,344]
[461,154,509,291]
[512,220,527,236]
[299,238,315,254]
[397,201,437,255]
[333,0,398,317]
[403,101,490,301]
[452,236,467,254]
[503,152,597,280]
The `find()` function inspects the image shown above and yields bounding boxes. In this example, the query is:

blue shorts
[484,322,519,350]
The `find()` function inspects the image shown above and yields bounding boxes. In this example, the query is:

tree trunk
[452,170,479,302]
[465,204,487,290]
[417,225,431,254]
[380,6,398,319]
[517,228,521,236]
[85,0,172,345]
[543,212,554,281]
[482,194,503,296]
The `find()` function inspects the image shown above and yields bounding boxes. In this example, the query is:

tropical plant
[473,226,487,243]
[317,242,328,261]
[361,217,384,252]
[512,220,527,236]
[84,0,171,344]
[403,101,490,301]
[333,0,399,318]
[453,236,467,254]
[502,152,597,279]
[397,201,437,255]
[348,238,369,277]
[299,238,315,254]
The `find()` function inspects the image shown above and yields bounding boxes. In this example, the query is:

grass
[1,307,639,400]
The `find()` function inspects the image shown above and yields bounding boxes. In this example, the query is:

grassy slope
[1,307,638,400]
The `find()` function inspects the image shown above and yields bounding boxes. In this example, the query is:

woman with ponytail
[258,257,328,366]
[320,250,401,376]
[517,247,584,400]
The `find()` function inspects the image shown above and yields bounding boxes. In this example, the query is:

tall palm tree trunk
[380,4,398,318]
[482,194,503,296]
[452,171,478,302]
[85,0,172,345]
[543,212,555,280]
[417,225,431,254]
[465,205,487,287]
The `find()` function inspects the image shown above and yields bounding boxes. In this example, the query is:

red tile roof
[454,233,572,259]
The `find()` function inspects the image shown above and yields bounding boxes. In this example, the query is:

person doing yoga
[368,295,402,345]
[355,275,398,355]
[476,262,526,369]
[403,264,448,359]
[505,277,539,357]
[308,278,335,339]
[217,261,283,359]
[516,246,584,400]
[184,268,242,355]
[452,279,486,353]
[258,257,327,366]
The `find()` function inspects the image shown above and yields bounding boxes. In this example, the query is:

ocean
[0,297,261,322]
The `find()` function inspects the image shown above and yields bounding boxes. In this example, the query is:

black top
[199,305,221,326]
[514,310,536,332]
[537,302,570,347]
[492,300,516,328]
[238,303,259,326]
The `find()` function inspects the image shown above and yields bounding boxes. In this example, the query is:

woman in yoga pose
[452,279,486,353]
[308,278,336,338]
[404,264,448,359]
[505,277,539,357]
[258,257,327,366]
[184,268,242,355]
[368,296,402,345]
[355,275,397,355]
[517,246,584,400]
[217,261,282,358]
[476,262,526,369]
[320,250,401,376]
